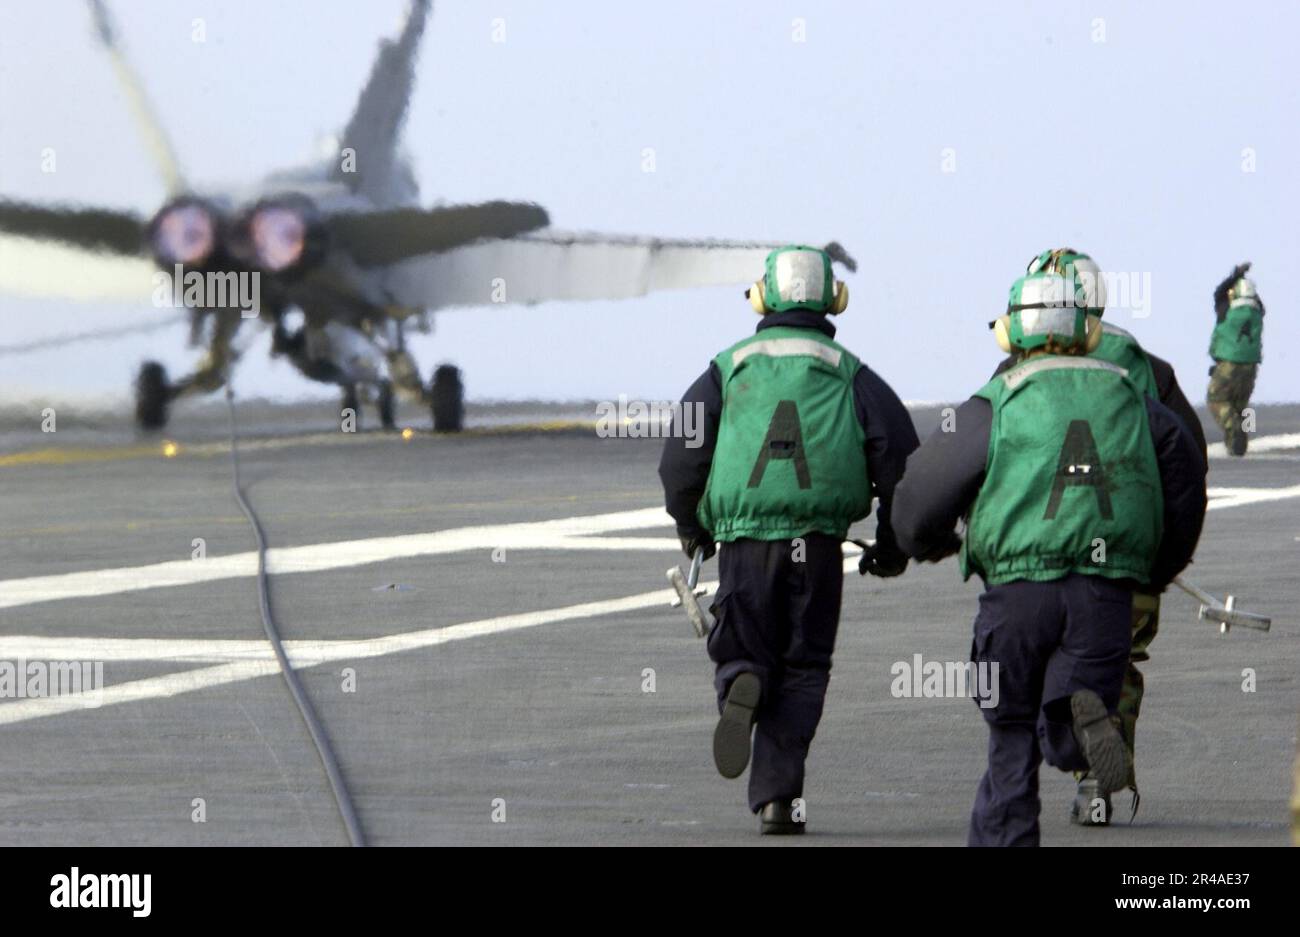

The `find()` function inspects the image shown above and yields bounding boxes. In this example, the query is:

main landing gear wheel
[430,364,464,433]
[378,381,396,431]
[135,361,171,432]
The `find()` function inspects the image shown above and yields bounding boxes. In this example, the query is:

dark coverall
[658,309,919,812]
[891,392,1206,846]
[992,351,1208,765]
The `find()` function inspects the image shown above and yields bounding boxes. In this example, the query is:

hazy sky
[1,0,1296,406]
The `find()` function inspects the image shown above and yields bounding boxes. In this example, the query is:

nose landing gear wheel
[135,361,171,432]
[341,384,360,429]
[430,364,463,433]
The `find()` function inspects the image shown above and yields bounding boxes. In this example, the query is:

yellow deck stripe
[0,420,598,468]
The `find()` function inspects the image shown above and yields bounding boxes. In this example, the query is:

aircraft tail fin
[86,0,186,195]
[331,0,431,205]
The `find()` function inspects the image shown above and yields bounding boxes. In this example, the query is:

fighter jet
[0,0,854,431]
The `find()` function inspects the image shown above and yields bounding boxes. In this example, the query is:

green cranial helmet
[999,271,1090,352]
[753,245,837,314]
[1229,276,1259,305]
[1026,247,1106,316]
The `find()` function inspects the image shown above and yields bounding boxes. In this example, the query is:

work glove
[857,542,909,578]
[679,532,716,562]
[915,530,963,563]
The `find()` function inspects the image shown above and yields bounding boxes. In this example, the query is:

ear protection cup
[828,281,849,315]
[993,315,1013,353]
[747,266,844,314]
[1084,314,1103,353]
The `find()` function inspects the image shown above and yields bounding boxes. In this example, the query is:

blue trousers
[706,534,844,813]
[968,574,1134,846]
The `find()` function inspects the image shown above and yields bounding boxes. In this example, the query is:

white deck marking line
[0,562,878,726]
[0,636,278,663]
[6,482,1298,615]
[1205,484,1300,511]
[0,556,883,666]
[0,661,280,725]
[0,507,675,612]
[1207,432,1300,459]
[0,580,721,726]
[1,477,1296,728]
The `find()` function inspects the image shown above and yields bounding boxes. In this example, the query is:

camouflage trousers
[1207,360,1258,454]
[1081,590,1158,790]
[1117,591,1161,787]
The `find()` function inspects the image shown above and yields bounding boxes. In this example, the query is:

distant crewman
[891,264,1206,846]
[658,245,918,834]
[1207,262,1265,456]
[991,248,1207,826]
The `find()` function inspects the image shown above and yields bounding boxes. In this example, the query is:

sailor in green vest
[991,248,1208,827]
[891,266,1207,846]
[1208,262,1265,456]
[658,245,918,834]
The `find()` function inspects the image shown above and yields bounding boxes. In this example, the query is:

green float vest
[1093,323,1157,397]
[1209,300,1263,364]
[961,356,1162,586]
[698,326,870,541]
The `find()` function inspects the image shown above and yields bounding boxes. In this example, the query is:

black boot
[1070,689,1132,796]
[759,800,805,835]
[712,672,760,779]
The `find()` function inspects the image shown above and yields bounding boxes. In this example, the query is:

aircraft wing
[330,201,550,267]
[0,197,152,302]
[383,232,856,311]
[0,200,146,256]
[0,233,156,303]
